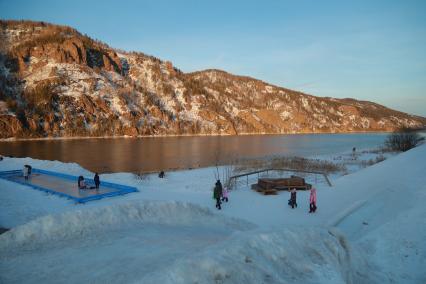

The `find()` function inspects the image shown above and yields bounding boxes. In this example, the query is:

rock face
[0,20,425,139]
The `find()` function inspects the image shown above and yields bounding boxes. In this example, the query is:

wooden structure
[229,168,332,190]
[251,175,312,195]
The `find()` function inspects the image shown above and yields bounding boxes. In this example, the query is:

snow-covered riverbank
[0,145,425,283]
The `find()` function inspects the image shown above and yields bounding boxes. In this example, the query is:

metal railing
[229,168,332,189]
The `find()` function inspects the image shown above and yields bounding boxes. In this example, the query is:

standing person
[221,186,229,203]
[94,173,100,190]
[158,171,165,178]
[213,180,223,210]
[288,188,297,209]
[23,165,29,180]
[309,187,317,213]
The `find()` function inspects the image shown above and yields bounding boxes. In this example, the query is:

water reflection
[0,134,388,173]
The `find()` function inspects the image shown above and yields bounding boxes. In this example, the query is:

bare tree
[385,128,424,152]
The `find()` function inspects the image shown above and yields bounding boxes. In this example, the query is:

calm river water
[0,133,388,173]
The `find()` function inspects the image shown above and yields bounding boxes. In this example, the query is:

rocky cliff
[1,20,425,138]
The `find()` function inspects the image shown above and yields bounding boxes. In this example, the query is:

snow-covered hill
[1,20,425,138]
[0,144,425,283]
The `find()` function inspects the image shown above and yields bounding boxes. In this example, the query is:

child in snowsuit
[221,186,229,203]
[288,188,297,209]
[309,187,317,213]
[213,180,223,210]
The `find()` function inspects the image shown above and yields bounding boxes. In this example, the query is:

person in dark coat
[288,188,297,209]
[94,173,100,189]
[213,180,223,210]
[23,165,32,180]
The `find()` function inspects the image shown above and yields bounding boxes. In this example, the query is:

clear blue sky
[1,0,425,116]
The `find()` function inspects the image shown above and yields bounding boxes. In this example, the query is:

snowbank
[0,200,254,252]
[139,227,368,284]
[0,200,368,284]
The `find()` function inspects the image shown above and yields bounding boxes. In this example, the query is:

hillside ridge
[1,20,425,138]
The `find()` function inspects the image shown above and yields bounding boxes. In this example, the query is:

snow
[280,110,292,120]
[301,97,311,111]
[265,85,274,93]
[0,145,426,283]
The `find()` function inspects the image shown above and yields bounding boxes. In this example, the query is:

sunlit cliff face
[1,20,425,139]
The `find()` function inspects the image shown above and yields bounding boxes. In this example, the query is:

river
[0,133,389,173]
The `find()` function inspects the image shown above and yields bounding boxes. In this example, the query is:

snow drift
[138,227,367,284]
[0,200,367,284]
[0,201,254,252]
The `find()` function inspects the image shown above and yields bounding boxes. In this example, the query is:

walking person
[309,187,317,213]
[94,173,100,190]
[213,180,223,210]
[221,186,229,203]
[288,188,297,209]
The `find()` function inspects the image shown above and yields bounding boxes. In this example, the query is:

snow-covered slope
[0,145,425,283]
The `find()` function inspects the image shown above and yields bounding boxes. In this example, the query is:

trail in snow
[333,145,426,283]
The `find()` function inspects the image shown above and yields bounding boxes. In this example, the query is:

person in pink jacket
[309,187,317,213]
[221,186,229,203]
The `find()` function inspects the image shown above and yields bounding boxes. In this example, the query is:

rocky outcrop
[0,115,23,137]
[0,20,425,139]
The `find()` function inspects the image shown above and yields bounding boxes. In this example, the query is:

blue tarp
[0,168,138,203]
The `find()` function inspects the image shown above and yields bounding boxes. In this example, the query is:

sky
[1,0,426,116]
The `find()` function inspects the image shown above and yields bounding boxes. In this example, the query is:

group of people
[212,180,317,213]
[78,173,100,190]
[213,179,229,210]
[288,187,317,213]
